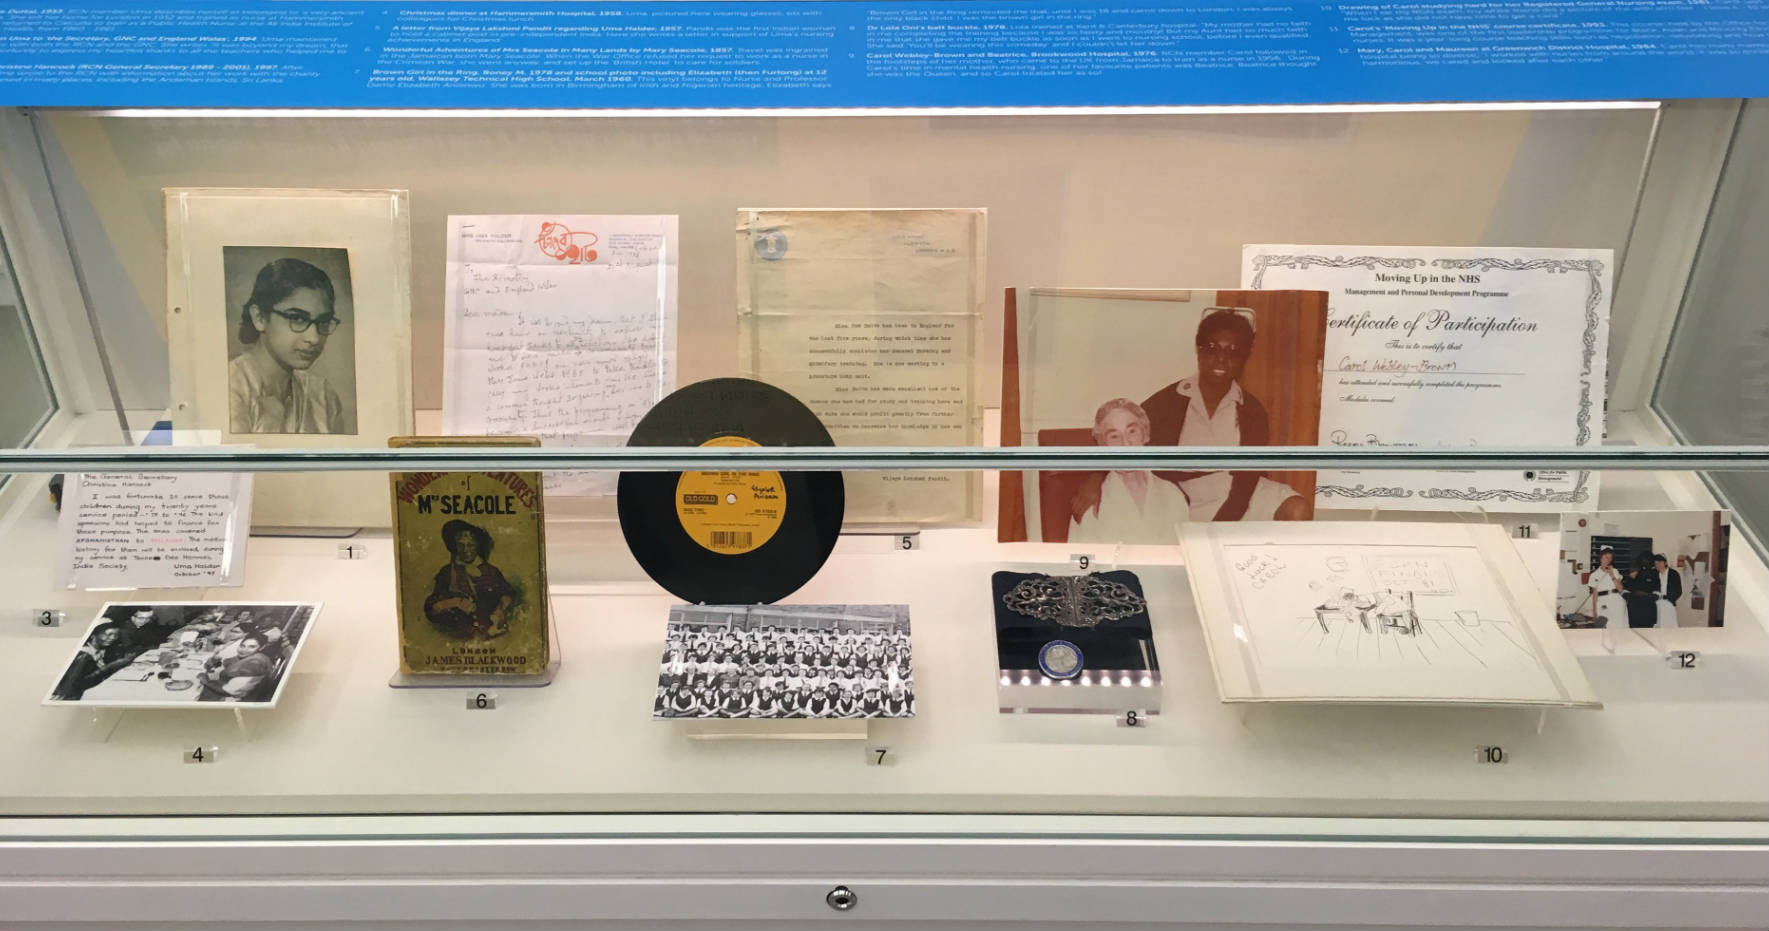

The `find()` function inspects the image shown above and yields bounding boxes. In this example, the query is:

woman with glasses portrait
[227,257,355,435]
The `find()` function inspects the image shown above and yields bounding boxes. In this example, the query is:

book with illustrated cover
[389,436,549,676]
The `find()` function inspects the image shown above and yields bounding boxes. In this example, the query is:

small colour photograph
[44,602,320,708]
[1556,509,1730,630]
[655,604,913,720]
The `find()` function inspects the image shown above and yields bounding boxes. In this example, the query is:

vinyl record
[618,378,844,605]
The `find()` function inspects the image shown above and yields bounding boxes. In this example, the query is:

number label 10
[1475,745,1508,765]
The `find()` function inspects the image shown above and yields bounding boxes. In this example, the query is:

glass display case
[1,3,1767,927]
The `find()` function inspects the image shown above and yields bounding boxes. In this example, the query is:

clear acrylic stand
[681,719,870,741]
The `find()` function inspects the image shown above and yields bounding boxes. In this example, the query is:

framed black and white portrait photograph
[43,602,321,709]
[166,188,413,528]
[654,604,914,720]
[222,245,358,436]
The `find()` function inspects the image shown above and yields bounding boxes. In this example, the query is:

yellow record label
[675,436,784,556]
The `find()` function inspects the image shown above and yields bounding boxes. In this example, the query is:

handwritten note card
[1243,245,1611,512]
[443,215,678,496]
[57,471,252,590]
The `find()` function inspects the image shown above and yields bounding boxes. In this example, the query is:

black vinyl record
[618,378,844,605]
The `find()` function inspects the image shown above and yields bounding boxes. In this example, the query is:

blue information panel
[2,1,1766,108]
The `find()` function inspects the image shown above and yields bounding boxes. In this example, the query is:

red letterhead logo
[536,221,598,264]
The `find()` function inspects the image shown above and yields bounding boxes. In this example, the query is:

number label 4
[184,746,218,764]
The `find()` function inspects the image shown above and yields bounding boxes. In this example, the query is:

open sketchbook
[1180,522,1600,707]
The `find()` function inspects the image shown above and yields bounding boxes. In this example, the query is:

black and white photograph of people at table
[44,602,320,708]
[655,604,914,719]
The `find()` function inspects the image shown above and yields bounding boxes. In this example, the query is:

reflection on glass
[1656,99,1769,535]
[0,229,57,462]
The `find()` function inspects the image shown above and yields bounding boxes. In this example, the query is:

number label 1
[1475,745,1507,764]
[184,746,219,764]
[468,692,498,711]
[897,533,920,551]
[1117,710,1148,728]
[1665,650,1701,670]
[337,543,368,560]
[1071,554,1093,572]
[866,746,892,766]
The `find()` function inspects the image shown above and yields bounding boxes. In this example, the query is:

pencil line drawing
[1230,544,1543,673]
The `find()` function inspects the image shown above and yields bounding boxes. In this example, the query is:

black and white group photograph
[223,245,359,436]
[654,604,914,719]
[44,602,321,708]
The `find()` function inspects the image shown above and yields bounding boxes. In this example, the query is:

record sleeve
[389,436,550,676]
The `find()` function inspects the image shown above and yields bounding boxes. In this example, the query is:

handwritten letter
[57,471,252,589]
[444,215,678,495]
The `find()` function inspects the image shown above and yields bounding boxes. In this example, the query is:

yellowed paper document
[737,208,985,524]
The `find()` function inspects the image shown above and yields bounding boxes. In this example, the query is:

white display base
[0,414,1764,820]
